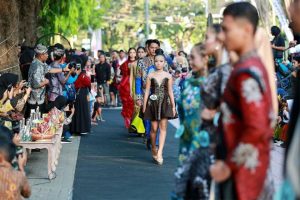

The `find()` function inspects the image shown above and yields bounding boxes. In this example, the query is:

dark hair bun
[155,48,164,56]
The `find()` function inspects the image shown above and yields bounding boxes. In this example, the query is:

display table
[20,126,63,180]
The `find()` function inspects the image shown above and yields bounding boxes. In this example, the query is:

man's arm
[106,64,111,82]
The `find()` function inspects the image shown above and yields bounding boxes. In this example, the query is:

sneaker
[81,132,89,135]
[61,138,72,143]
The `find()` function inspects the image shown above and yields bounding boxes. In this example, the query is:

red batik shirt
[220,51,274,200]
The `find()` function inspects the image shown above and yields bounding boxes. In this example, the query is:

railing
[0,64,21,79]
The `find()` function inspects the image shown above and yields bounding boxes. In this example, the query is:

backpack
[64,84,76,102]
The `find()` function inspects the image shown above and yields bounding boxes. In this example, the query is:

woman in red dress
[118,48,136,128]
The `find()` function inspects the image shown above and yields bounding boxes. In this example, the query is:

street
[26,109,284,200]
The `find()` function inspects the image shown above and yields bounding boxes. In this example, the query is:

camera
[76,63,81,70]
[22,82,30,90]
[68,62,76,70]
[68,62,81,70]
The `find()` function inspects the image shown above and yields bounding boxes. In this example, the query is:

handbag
[129,107,145,134]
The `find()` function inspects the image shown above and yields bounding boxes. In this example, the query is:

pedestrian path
[27,136,80,200]
[73,109,179,200]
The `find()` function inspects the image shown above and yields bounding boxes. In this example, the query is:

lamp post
[145,0,150,39]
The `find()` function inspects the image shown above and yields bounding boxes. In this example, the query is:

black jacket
[95,62,111,84]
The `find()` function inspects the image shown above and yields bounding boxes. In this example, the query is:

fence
[0,64,21,79]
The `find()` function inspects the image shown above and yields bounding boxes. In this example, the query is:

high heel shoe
[156,156,163,165]
[152,149,158,161]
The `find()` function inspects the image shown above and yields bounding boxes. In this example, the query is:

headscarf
[255,28,278,115]
[0,73,19,99]
[48,95,67,111]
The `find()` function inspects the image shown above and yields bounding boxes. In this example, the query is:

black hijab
[0,73,19,99]
[48,95,67,111]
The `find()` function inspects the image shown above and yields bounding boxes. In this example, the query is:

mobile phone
[7,84,13,91]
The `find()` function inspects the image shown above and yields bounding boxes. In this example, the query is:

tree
[39,0,110,37]
[100,0,207,51]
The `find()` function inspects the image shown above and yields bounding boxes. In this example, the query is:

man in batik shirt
[210,3,275,200]
[135,39,160,148]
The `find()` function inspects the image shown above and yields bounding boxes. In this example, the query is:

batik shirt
[48,62,65,102]
[219,51,275,200]
[28,58,49,105]
[135,57,154,100]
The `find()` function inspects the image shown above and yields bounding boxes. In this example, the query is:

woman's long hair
[128,47,137,61]
[255,28,278,115]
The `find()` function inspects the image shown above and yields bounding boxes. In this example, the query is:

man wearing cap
[26,44,69,118]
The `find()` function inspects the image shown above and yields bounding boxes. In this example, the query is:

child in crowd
[92,95,104,124]
[92,86,105,124]
[0,125,31,199]
[48,96,75,143]
[90,83,97,120]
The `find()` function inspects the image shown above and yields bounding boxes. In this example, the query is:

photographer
[47,47,75,104]
[70,55,91,135]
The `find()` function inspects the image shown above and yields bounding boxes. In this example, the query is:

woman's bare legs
[157,118,168,162]
[110,92,116,106]
[150,121,159,158]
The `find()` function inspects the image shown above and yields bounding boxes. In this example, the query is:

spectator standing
[70,57,91,135]
[48,48,74,103]
[271,26,286,62]
[95,52,111,106]
[110,50,119,107]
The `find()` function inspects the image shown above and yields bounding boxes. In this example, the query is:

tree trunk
[18,0,40,47]
[0,0,19,71]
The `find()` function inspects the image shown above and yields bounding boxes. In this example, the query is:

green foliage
[39,0,207,50]
[101,0,207,51]
[39,0,110,36]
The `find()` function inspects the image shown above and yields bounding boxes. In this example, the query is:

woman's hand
[142,105,146,113]
[136,99,142,107]
[71,106,75,114]
[8,87,14,100]
[13,134,21,145]
[210,160,231,182]
[201,108,217,121]
[25,87,32,95]
[18,80,26,90]
[172,107,176,117]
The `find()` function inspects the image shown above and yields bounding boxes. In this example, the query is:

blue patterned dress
[172,75,212,200]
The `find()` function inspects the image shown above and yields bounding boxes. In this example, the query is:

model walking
[143,49,176,165]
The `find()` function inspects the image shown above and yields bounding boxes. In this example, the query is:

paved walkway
[27,136,80,200]
[25,109,284,200]
[73,109,178,200]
